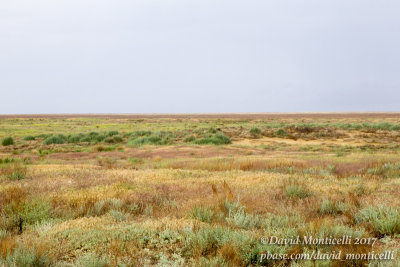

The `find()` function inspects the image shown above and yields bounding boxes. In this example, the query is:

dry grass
[0,116,400,266]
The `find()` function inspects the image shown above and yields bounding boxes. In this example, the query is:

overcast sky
[1,0,399,114]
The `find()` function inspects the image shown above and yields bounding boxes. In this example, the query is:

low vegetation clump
[284,184,310,199]
[225,201,263,229]
[67,132,106,144]
[183,135,196,143]
[41,131,125,145]
[127,130,152,138]
[353,184,369,196]
[282,178,311,199]
[96,157,117,169]
[23,135,36,141]
[0,157,16,164]
[274,128,288,137]
[319,199,348,215]
[249,127,262,135]
[128,131,175,146]
[192,133,231,145]
[355,206,400,236]
[107,130,119,136]
[43,134,67,145]
[0,163,27,181]
[0,246,50,267]
[2,137,14,146]
[189,206,214,223]
[104,135,123,144]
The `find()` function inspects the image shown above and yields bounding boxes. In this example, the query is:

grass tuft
[23,136,36,141]
[2,137,14,146]
[319,199,347,215]
[189,207,214,223]
[283,178,311,199]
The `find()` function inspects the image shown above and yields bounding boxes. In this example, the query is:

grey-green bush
[355,206,400,236]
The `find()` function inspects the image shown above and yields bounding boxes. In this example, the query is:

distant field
[1,114,400,266]
[1,112,400,119]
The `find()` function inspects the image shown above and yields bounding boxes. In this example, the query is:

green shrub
[284,184,310,199]
[183,135,196,143]
[355,206,400,236]
[0,157,14,164]
[275,129,288,137]
[94,145,106,152]
[43,135,66,145]
[129,132,175,146]
[157,253,185,267]
[21,199,52,226]
[2,197,51,234]
[319,199,347,215]
[1,164,27,181]
[36,134,52,139]
[335,151,346,157]
[38,149,50,157]
[91,200,106,216]
[23,136,36,141]
[2,137,14,146]
[302,221,365,242]
[74,253,110,267]
[64,132,118,144]
[108,210,127,222]
[183,227,282,265]
[75,132,105,143]
[114,135,123,142]
[94,135,106,143]
[107,130,119,136]
[366,163,400,179]
[225,201,262,229]
[183,227,248,258]
[196,257,229,267]
[214,133,231,144]
[130,130,152,138]
[104,137,115,143]
[9,170,26,181]
[189,207,214,223]
[105,135,123,144]
[208,128,217,134]
[128,157,143,165]
[79,136,91,143]
[67,134,83,143]
[87,132,106,143]
[250,127,261,135]
[129,136,161,146]
[108,198,123,210]
[193,133,231,145]
[1,246,50,267]
[354,184,369,196]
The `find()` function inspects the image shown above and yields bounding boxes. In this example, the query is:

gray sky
[1,0,399,114]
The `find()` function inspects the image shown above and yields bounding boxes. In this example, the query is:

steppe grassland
[1,114,400,266]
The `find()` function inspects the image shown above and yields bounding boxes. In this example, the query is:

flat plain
[1,113,400,266]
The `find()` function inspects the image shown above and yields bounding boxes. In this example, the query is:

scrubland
[1,114,400,266]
